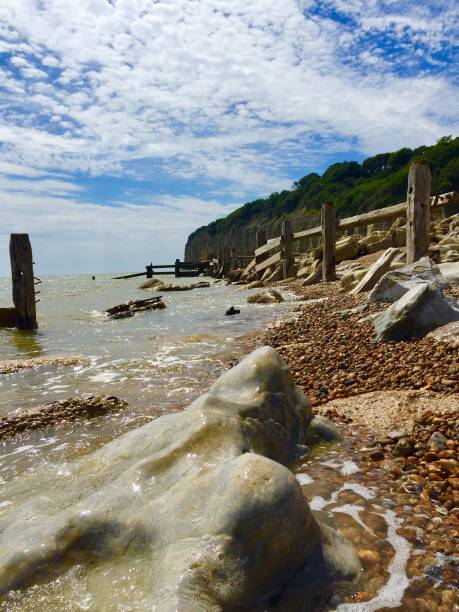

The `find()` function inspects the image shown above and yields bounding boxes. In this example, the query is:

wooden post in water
[281,220,294,279]
[255,229,267,280]
[321,201,337,281]
[406,160,431,264]
[10,233,37,329]
[175,259,180,277]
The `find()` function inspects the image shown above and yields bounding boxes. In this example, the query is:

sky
[0,0,458,275]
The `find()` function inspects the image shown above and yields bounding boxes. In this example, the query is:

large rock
[0,347,357,609]
[374,283,459,341]
[315,235,360,264]
[438,262,459,284]
[369,257,450,303]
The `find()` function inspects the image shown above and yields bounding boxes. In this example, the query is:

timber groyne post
[321,201,337,281]
[406,160,431,264]
[10,234,37,330]
[281,220,294,279]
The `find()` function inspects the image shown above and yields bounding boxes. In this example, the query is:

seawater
[0,274,293,478]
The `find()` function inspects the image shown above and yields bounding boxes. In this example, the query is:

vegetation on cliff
[188,136,459,242]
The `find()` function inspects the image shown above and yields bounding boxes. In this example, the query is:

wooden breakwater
[203,162,458,282]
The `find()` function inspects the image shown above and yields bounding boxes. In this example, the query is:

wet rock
[304,415,343,444]
[192,281,211,289]
[139,278,162,289]
[155,283,193,291]
[106,296,166,318]
[247,289,284,304]
[0,355,85,375]
[369,257,450,304]
[0,395,128,440]
[392,437,414,457]
[373,283,459,341]
[0,347,357,609]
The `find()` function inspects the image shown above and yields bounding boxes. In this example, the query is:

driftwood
[351,247,401,294]
[106,296,164,318]
[321,202,336,281]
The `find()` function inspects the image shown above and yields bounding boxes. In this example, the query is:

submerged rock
[155,282,194,291]
[0,347,358,609]
[0,395,128,440]
[139,278,162,289]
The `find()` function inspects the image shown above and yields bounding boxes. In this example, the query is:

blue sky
[0,0,457,275]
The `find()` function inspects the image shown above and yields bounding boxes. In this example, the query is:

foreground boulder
[374,283,459,341]
[0,347,358,610]
[369,257,450,303]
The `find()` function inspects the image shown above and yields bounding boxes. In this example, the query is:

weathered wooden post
[10,233,37,330]
[174,259,180,277]
[406,160,431,264]
[321,201,337,281]
[281,220,294,279]
[255,230,267,280]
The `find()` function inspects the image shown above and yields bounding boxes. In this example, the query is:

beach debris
[192,281,211,288]
[247,289,284,304]
[0,395,128,440]
[225,306,240,316]
[0,347,359,608]
[105,296,165,319]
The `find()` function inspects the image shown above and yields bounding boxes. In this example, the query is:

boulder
[438,262,459,284]
[374,283,459,341]
[340,267,367,292]
[247,289,284,304]
[351,248,401,294]
[426,321,459,346]
[315,235,360,264]
[0,347,358,609]
[369,257,450,304]
[192,281,211,288]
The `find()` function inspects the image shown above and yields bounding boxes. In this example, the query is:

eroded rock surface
[369,257,450,303]
[0,347,357,610]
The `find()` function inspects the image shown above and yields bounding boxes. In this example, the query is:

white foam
[89,371,118,383]
[342,482,377,500]
[332,504,375,536]
[340,460,360,476]
[295,473,314,485]
[335,509,411,611]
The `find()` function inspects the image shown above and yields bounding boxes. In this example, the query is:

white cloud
[0,0,457,273]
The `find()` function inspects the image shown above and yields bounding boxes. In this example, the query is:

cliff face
[184,212,320,262]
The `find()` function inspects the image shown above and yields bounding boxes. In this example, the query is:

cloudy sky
[0,0,457,275]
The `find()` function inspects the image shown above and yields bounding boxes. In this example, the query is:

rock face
[374,283,459,341]
[369,257,450,303]
[0,347,357,610]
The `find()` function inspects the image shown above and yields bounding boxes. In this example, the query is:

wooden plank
[112,272,146,279]
[255,250,282,273]
[292,191,457,242]
[242,258,256,276]
[406,160,431,264]
[321,202,336,281]
[281,220,294,279]
[254,237,281,257]
[351,247,401,294]
[10,234,37,330]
